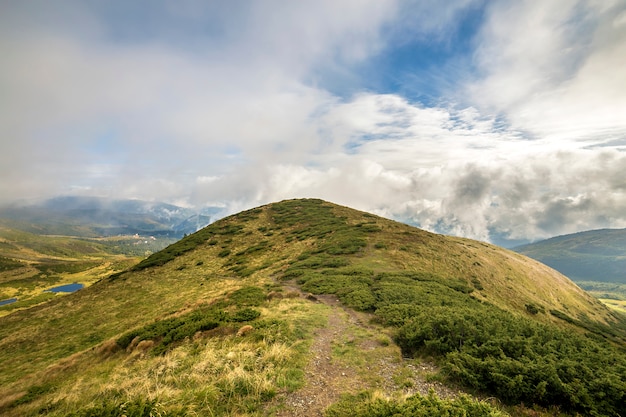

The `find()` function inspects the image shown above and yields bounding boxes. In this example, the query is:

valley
[0,224,177,316]
[0,196,217,315]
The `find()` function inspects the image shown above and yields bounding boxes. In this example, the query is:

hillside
[514,228,626,284]
[0,199,625,416]
[0,196,203,314]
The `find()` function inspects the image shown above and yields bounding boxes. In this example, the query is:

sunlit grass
[2,293,326,416]
[1,199,624,417]
[599,298,626,314]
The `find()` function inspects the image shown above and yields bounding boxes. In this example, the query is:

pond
[0,298,17,307]
[46,283,84,293]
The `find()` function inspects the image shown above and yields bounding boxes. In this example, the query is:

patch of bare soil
[271,286,466,416]
[274,299,358,416]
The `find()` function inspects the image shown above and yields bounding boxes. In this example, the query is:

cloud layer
[1,0,626,245]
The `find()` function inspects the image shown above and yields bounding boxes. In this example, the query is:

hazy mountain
[514,228,626,283]
[0,196,220,238]
[1,199,624,416]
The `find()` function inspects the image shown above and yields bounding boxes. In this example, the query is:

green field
[576,281,626,313]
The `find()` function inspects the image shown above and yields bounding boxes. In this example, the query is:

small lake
[46,283,84,293]
[0,298,17,307]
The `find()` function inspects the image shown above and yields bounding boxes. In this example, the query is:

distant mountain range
[514,228,626,283]
[0,196,220,238]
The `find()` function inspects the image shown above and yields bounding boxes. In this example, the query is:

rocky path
[272,286,464,416]
[275,297,358,416]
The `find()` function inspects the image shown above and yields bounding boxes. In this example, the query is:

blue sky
[1,0,626,245]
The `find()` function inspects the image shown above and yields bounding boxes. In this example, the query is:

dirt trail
[275,296,358,416]
[273,286,463,416]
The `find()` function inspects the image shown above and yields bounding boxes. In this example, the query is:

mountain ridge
[514,227,626,283]
[1,198,624,416]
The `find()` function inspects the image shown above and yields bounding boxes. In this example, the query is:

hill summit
[1,199,625,416]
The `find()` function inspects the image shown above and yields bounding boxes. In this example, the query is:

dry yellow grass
[0,281,330,415]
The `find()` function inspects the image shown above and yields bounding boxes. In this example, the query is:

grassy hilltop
[0,199,625,416]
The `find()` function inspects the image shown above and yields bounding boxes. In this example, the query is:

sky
[2,0,626,246]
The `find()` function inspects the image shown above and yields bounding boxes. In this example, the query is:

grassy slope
[0,199,624,416]
[0,203,324,416]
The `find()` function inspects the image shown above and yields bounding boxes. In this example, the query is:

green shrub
[375,304,422,326]
[525,303,542,315]
[10,384,54,407]
[117,309,223,353]
[290,255,349,270]
[356,223,382,233]
[0,256,23,271]
[393,305,626,416]
[228,308,261,322]
[229,286,266,306]
[471,277,484,290]
[340,289,376,311]
[549,309,577,324]
[116,291,266,355]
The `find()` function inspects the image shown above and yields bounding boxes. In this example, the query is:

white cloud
[197,92,626,243]
[196,176,220,184]
[1,1,626,245]
[469,0,626,142]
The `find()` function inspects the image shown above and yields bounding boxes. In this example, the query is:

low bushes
[279,243,626,413]
[117,286,266,355]
[395,306,626,416]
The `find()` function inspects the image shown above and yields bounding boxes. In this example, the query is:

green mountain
[1,199,624,416]
[514,228,626,284]
[514,228,626,314]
